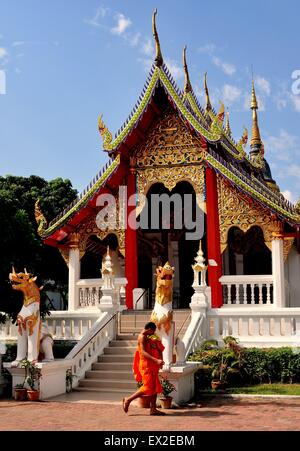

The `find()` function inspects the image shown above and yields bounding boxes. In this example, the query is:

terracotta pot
[211,380,227,390]
[14,388,27,401]
[138,396,151,408]
[160,396,172,409]
[27,390,40,401]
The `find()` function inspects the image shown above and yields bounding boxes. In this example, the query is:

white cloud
[0,47,8,59]
[287,164,300,178]
[222,84,241,104]
[265,129,297,161]
[212,56,236,75]
[291,95,300,112]
[256,76,271,96]
[281,190,296,203]
[142,38,154,57]
[128,32,140,47]
[12,41,25,47]
[139,57,153,73]
[111,13,131,35]
[84,6,108,27]
[164,58,184,80]
[198,43,216,55]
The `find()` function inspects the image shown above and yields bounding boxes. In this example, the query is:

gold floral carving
[283,238,294,262]
[132,107,206,168]
[77,210,125,257]
[218,176,283,253]
[59,248,69,266]
[132,108,206,215]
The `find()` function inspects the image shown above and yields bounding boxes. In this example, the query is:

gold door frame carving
[218,175,282,254]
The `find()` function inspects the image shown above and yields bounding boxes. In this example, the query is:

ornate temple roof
[39,10,300,243]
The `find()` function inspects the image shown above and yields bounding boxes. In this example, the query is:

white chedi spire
[102,245,113,275]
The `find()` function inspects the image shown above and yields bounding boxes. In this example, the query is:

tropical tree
[0,175,77,320]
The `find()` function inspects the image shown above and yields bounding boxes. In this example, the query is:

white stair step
[98,355,133,363]
[79,379,137,389]
[85,370,133,379]
[104,347,136,355]
[92,362,132,371]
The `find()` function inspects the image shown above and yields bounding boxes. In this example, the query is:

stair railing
[65,311,117,385]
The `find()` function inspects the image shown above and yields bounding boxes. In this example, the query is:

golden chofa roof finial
[250,80,262,148]
[204,72,212,112]
[183,46,192,95]
[225,110,232,135]
[152,9,163,67]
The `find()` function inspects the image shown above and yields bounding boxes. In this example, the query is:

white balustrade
[45,312,99,340]
[76,278,127,309]
[220,275,273,306]
[207,307,300,346]
[0,311,99,342]
[66,311,117,382]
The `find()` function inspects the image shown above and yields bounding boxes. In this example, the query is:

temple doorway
[137,181,206,309]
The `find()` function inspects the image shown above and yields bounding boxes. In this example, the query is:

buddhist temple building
[36,10,300,313]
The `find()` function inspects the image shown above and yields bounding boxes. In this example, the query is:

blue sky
[1,0,300,202]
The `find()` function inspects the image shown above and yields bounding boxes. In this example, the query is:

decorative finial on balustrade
[192,240,207,287]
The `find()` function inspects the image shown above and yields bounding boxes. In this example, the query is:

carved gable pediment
[131,106,206,168]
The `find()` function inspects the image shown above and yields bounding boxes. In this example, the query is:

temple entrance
[137,181,205,309]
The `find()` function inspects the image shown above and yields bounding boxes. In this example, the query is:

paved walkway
[1,394,300,431]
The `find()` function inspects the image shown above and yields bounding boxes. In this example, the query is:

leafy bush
[189,339,300,388]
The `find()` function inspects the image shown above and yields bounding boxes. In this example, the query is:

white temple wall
[285,245,300,307]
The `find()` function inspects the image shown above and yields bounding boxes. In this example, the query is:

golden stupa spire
[204,72,212,112]
[183,46,192,94]
[152,9,163,67]
[225,110,232,135]
[250,80,262,148]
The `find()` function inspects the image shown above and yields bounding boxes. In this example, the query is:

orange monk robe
[133,334,165,396]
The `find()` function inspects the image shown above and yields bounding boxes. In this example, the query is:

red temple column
[125,168,138,309]
[206,166,223,308]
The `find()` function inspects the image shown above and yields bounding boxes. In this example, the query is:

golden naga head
[9,267,38,290]
[156,261,175,281]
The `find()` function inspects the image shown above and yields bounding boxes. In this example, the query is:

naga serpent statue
[150,262,175,369]
[9,267,54,366]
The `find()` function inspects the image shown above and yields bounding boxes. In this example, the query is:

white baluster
[236,284,240,305]
[243,284,247,305]
[70,320,75,338]
[259,284,263,305]
[61,320,66,338]
[266,284,271,305]
[227,284,232,305]
[250,284,255,305]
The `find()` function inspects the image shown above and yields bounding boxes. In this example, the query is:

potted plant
[66,368,76,393]
[13,383,27,401]
[159,376,176,409]
[21,359,42,401]
[136,381,151,408]
[211,354,228,390]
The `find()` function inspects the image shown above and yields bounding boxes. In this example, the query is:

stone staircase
[75,309,190,399]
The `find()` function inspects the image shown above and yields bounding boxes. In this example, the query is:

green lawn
[200,384,300,395]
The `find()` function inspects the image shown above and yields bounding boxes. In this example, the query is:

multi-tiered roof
[38,10,300,246]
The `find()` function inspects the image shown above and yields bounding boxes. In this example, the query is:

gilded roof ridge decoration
[41,155,121,237]
[206,150,299,222]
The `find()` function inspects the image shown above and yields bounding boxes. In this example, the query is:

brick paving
[0,396,300,431]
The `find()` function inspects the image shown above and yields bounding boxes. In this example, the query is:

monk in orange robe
[123,321,166,415]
